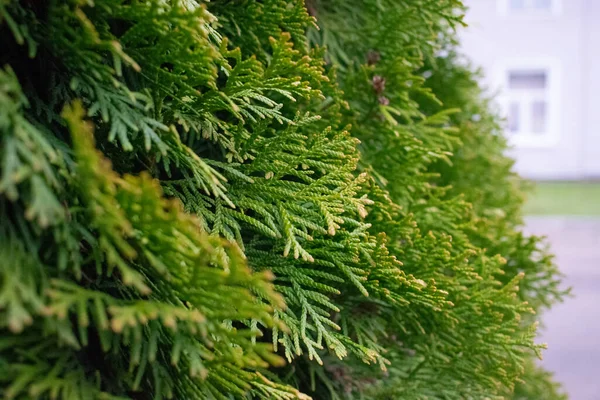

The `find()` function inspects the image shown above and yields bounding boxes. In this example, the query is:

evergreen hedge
[0,0,566,399]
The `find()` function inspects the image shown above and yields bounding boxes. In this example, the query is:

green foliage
[0,0,565,399]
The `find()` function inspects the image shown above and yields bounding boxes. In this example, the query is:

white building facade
[461,0,600,180]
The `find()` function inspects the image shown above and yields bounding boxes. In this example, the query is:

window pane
[508,71,547,89]
[533,0,552,9]
[509,0,526,9]
[531,101,547,133]
[508,102,520,133]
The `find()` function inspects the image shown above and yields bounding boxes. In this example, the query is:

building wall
[460,0,599,180]
[581,0,600,177]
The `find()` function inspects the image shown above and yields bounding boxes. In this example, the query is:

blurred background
[461,1,599,399]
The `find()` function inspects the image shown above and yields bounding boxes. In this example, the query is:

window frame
[494,59,561,148]
[497,0,562,18]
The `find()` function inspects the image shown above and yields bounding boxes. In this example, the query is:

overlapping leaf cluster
[0,0,565,399]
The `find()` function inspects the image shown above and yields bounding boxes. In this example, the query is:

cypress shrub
[0,0,566,399]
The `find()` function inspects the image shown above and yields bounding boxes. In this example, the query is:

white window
[495,60,561,147]
[498,0,561,16]
[506,71,548,136]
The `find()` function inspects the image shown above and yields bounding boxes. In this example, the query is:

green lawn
[524,182,600,216]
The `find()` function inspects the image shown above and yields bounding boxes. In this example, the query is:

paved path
[524,217,600,400]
